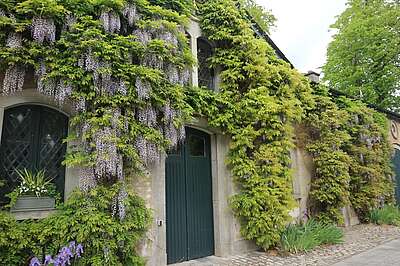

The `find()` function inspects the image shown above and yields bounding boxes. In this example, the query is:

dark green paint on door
[393,149,400,204]
[166,127,214,264]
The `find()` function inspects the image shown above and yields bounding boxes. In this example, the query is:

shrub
[34,184,151,266]
[0,184,151,266]
[369,205,400,226]
[279,219,343,253]
[0,211,30,265]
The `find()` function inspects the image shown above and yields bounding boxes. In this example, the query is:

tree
[239,0,276,33]
[324,0,400,110]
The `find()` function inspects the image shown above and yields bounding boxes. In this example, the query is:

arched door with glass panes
[0,105,68,205]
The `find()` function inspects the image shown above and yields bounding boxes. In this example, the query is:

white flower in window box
[8,169,59,215]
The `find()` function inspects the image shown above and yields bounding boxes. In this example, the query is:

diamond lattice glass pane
[197,38,215,89]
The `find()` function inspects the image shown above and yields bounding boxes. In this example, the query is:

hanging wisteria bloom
[62,14,77,32]
[94,127,123,180]
[31,16,56,43]
[99,11,121,33]
[133,29,151,45]
[163,101,185,147]
[39,78,57,98]
[135,78,151,100]
[165,64,180,85]
[117,79,127,95]
[6,32,22,48]
[0,8,6,17]
[134,135,148,164]
[79,167,97,192]
[55,79,73,105]
[142,54,163,69]
[137,105,157,128]
[117,188,128,219]
[180,68,191,86]
[122,3,140,26]
[155,26,178,47]
[74,97,86,112]
[78,49,99,72]
[2,64,25,95]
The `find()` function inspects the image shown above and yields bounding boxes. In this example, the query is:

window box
[10,196,56,220]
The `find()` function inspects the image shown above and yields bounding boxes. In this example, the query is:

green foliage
[324,0,400,110]
[0,185,151,266]
[280,219,343,253]
[196,0,313,249]
[304,86,395,223]
[338,97,395,220]
[369,205,400,226]
[304,87,351,224]
[238,0,276,33]
[0,211,31,266]
[0,0,193,173]
[34,184,151,266]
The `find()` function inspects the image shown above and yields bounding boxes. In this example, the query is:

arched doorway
[0,105,68,205]
[165,127,214,264]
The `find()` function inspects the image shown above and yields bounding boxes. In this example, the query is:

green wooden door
[166,127,214,264]
[0,105,68,205]
[393,149,400,204]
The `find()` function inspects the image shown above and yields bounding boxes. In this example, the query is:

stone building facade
[1,19,400,265]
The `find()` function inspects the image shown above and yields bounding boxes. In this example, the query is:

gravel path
[228,224,400,266]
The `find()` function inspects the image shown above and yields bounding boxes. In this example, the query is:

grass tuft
[279,219,343,253]
[369,205,400,226]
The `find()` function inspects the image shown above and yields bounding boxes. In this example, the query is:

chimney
[305,70,320,84]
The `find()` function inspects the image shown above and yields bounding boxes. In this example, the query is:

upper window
[0,105,68,205]
[197,38,215,90]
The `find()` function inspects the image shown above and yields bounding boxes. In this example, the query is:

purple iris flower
[44,255,53,265]
[68,241,76,251]
[76,244,84,258]
[29,257,41,266]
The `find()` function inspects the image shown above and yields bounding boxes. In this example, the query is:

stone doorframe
[137,117,257,266]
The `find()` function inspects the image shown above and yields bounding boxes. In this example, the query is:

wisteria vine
[0,0,193,222]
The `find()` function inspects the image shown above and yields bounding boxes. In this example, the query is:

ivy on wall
[193,0,313,249]
[304,85,395,223]
[303,87,352,224]
[338,97,394,221]
[0,0,396,262]
[0,0,192,264]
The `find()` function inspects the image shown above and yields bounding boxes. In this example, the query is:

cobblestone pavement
[228,224,400,266]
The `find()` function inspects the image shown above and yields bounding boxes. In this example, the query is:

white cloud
[256,0,347,73]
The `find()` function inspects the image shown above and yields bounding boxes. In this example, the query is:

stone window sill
[10,208,56,220]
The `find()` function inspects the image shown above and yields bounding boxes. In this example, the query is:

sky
[256,0,348,73]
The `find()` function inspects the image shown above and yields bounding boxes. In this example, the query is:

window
[197,38,215,90]
[188,135,206,157]
[0,105,68,205]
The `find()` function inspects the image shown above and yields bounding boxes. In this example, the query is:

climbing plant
[0,0,192,264]
[303,86,351,224]
[193,0,313,249]
[338,97,394,221]
[304,85,395,223]
[0,0,194,212]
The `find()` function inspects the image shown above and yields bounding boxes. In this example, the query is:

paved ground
[228,224,400,266]
[333,239,400,266]
[177,224,400,265]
